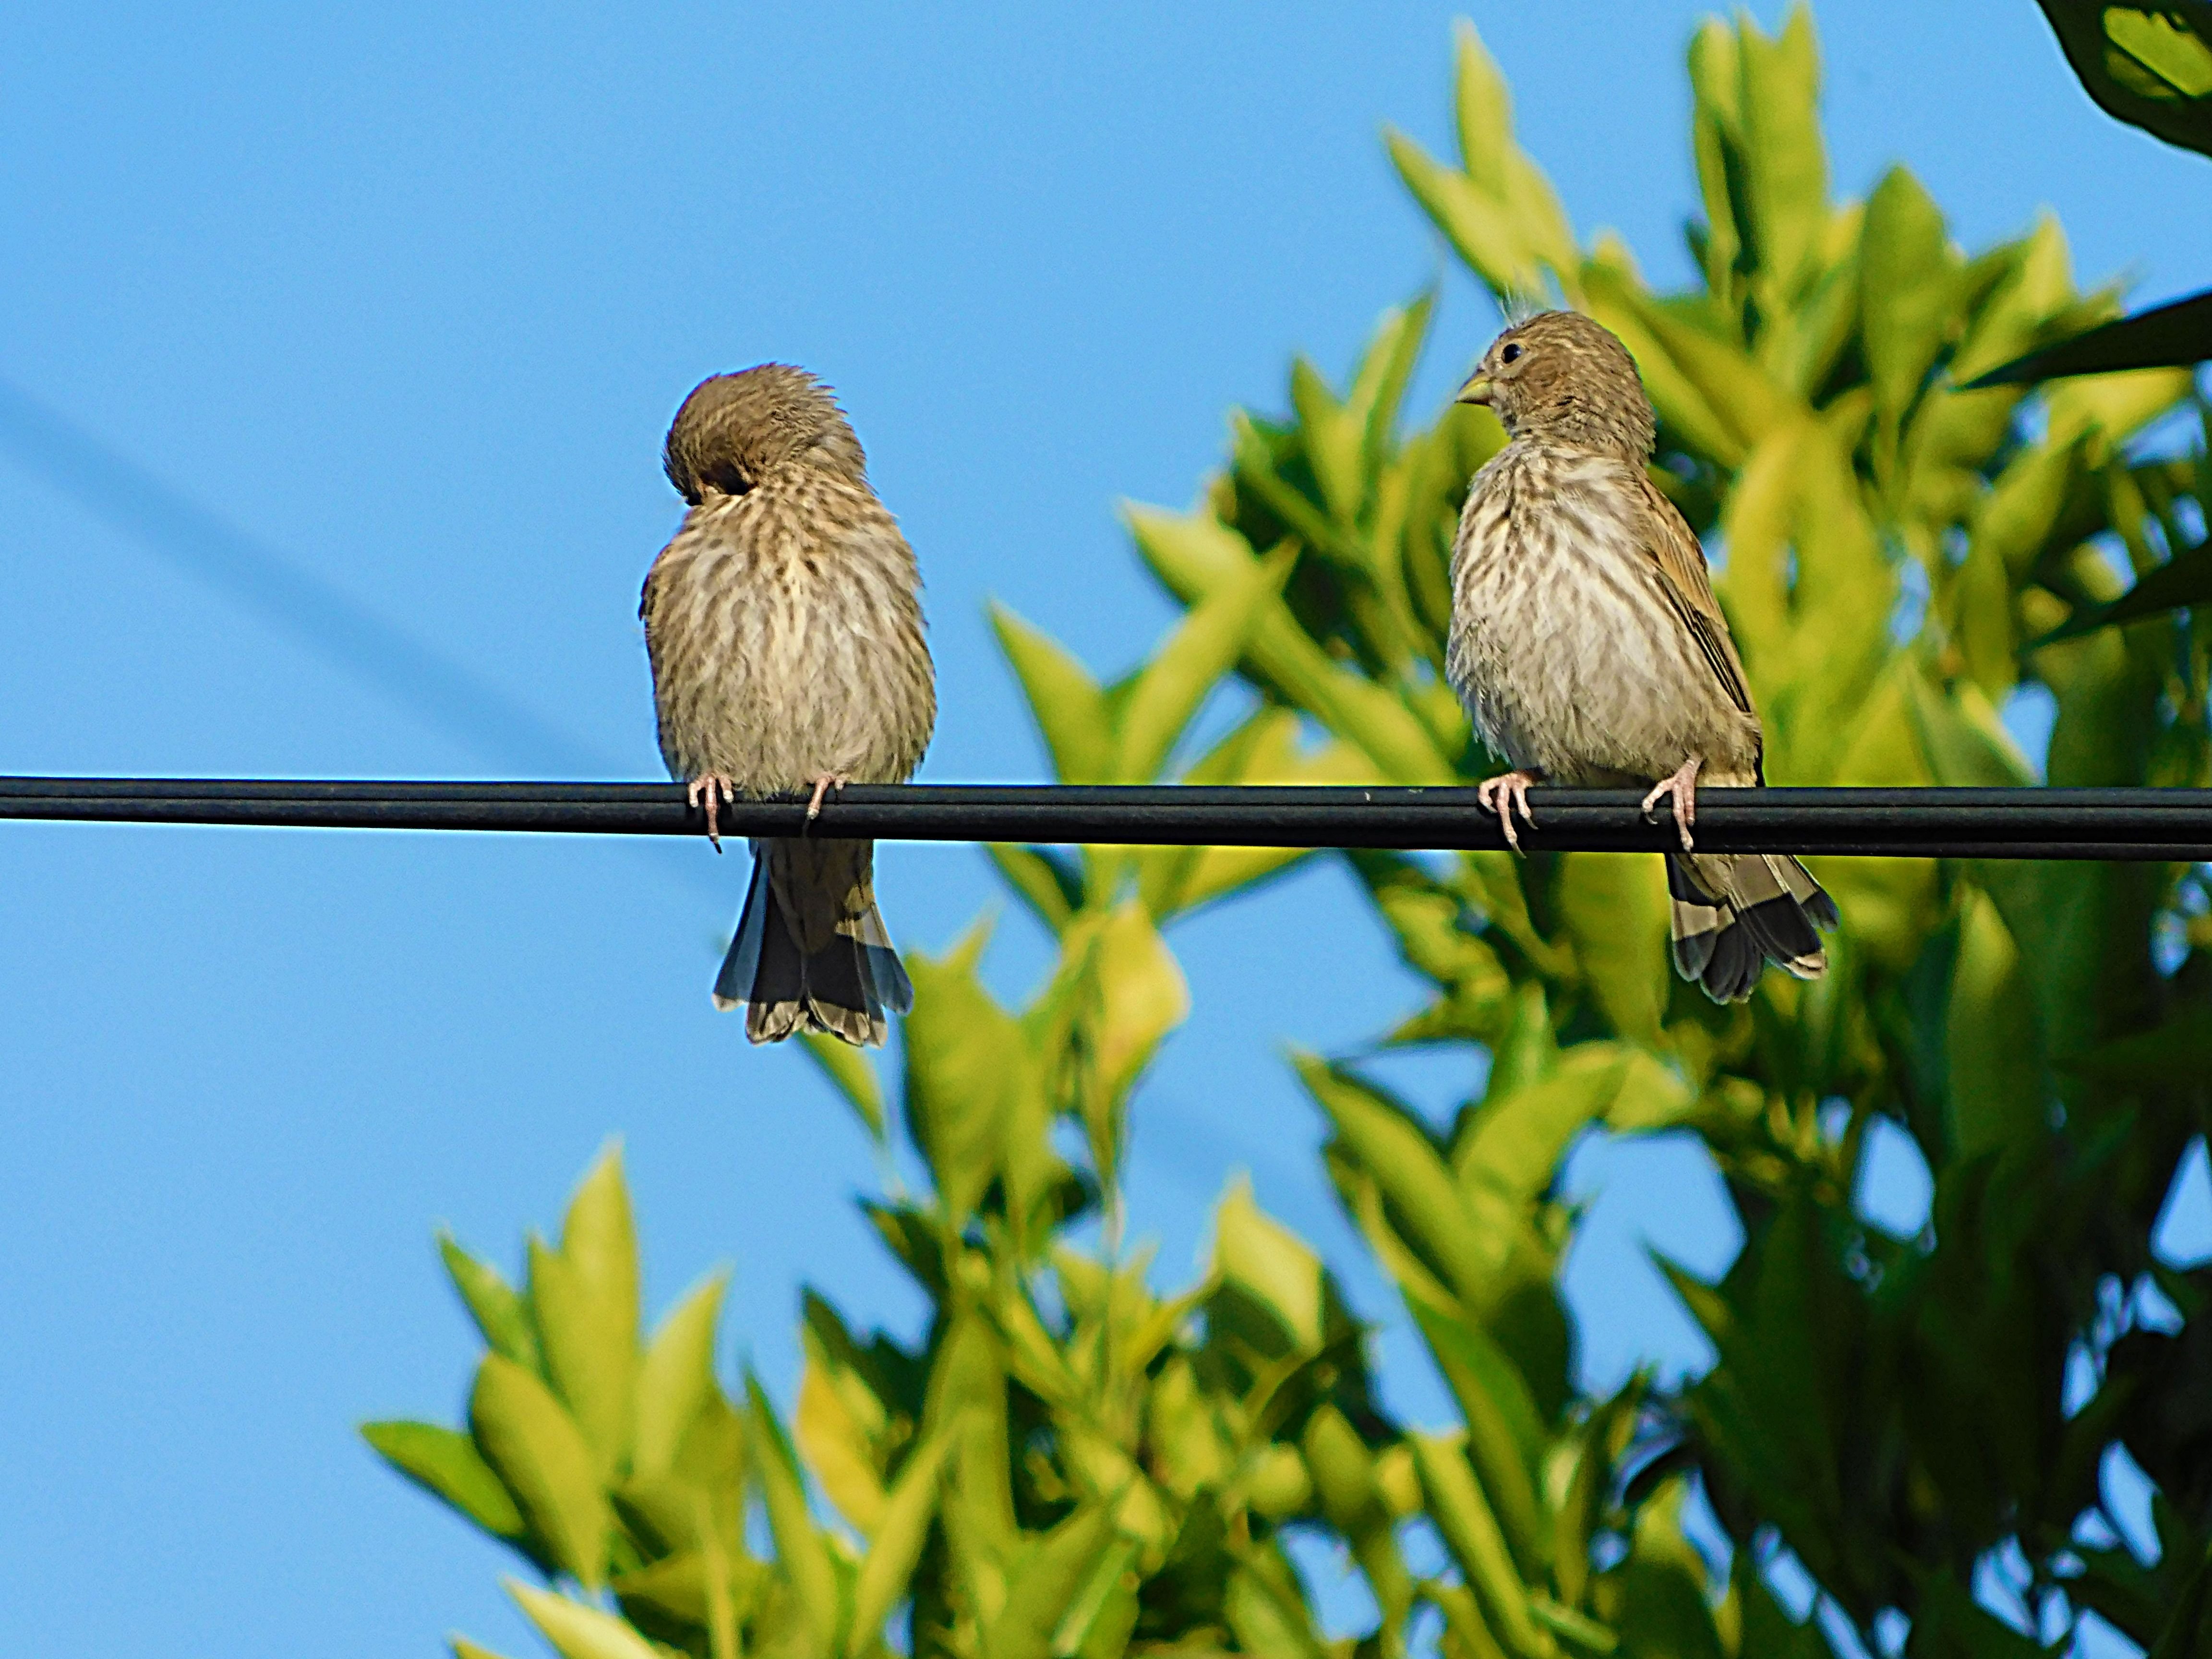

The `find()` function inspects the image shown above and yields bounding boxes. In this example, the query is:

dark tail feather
[713,837,906,1046]
[1667,853,1836,1005]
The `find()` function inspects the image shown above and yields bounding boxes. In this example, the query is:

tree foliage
[370,9,2212,1656]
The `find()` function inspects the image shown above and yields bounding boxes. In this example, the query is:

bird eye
[1501,343,1523,364]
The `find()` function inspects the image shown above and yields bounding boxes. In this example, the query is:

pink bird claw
[804,774,850,822]
[1641,758,1703,852]
[1476,769,1541,854]
[687,773,736,851]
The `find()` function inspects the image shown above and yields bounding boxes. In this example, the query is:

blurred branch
[1962,285,2212,384]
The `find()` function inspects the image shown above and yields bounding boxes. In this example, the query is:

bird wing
[1631,468,1755,721]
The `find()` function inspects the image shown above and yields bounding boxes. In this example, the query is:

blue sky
[2,4,2210,1655]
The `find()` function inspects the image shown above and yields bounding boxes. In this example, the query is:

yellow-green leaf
[745,1376,843,1654]
[991,602,1114,784]
[849,1434,954,1646]
[799,1031,886,1142]
[632,1272,728,1483]
[470,1355,612,1588]
[361,1419,529,1545]
[506,1581,664,1659]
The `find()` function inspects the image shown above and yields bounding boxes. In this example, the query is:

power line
[0,375,616,776]
[4,779,2209,859]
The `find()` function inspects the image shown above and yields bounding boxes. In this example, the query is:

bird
[641,365,936,1045]
[1445,310,1836,1003]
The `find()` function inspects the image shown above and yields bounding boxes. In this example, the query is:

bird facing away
[641,365,936,1045]
[1446,310,1836,1002]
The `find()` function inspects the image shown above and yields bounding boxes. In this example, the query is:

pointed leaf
[1859,166,1952,431]
[506,1581,664,1659]
[799,1031,886,1142]
[470,1355,612,1587]
[990,603,1114,784]
[440,1234,542,1374]
[745,1376,842,1654]
[632,1272,728,1483]
[1114,544,1295,783]
[362,1419,530,1546]
[849,1433,954,1646]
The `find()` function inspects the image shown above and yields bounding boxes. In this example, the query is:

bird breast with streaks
[645,469,934,796]
[1448,443,1759,785]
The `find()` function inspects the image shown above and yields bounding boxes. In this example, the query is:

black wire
[4,778,2210,859]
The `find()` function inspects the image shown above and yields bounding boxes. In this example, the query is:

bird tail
[1666,852,1839,1004]
[714,837,914,1047]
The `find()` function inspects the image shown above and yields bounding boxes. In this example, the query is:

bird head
[663,364,869,504]
[1455,311,1657,460]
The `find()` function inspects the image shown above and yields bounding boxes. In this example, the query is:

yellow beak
[1455,372,1493,407]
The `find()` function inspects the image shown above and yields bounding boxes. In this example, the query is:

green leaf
[990,602,1114,784]
[1387,130,1547,301]
[631,1272,728,1483]
[440,1233,542,1375]
[1412,1435,1549,1659]
[529,1236,634,1485]
[1125,507,1453,781]
[1554,853,1669,1045]
[1944,885,2046,1165]
[902,931,1037,1227]
[1858,166,1952,434]
[450,1639,522,1659]
[1113,543,1295,783]
[849,1432,953,1647]
[2033,536,2212,643]
[1299,1055,1489,1310]
[2032,0,2212,159]
[506,1580,664,1659]
[2149,1543,2212,1659]
[1966,286,2212,386]
[470,1354,612,1587]
[798,1030,887,1142]
[531,1147,640,1480]
[1408,1300,1547,1584]
[1351,291,1435,478]
[361,1419,530,1546]
[984,844,1083,936]
[1211,1177,1326,1355]
[2064,1013,2212,1082]
[979,1503,1122,1659]
[1289,356,1364,524]
[1735,5,1830,299]
[745,1375,843,1654]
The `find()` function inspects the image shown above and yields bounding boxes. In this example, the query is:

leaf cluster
[371,9,2212,1658]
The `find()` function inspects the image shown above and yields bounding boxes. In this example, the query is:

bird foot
[687,773,737,851]
[1641,757,1703,852]
[1475,769,1543,853]
[805,774,851,822]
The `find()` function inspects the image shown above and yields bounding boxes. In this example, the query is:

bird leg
[687,773,736,851]
[1475,768,1543,853]
[805,773,851,822]
[1641,756,1703,852]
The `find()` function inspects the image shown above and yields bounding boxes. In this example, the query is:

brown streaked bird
[642,365,936,1045]
[1445,310,1836,1003]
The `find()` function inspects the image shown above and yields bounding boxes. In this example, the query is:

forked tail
[1666,852,1839,1004]
[714,837,914,1047]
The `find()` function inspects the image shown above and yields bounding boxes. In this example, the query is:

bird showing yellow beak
[1455,372,1494,406]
